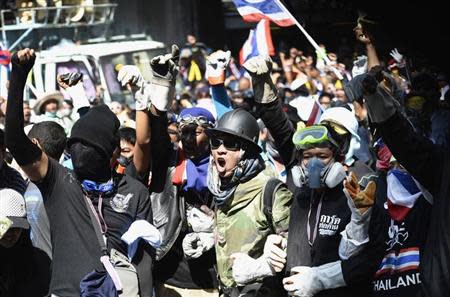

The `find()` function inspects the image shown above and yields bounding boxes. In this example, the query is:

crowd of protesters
[1,20,450,297]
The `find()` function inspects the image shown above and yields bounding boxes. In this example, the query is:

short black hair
[119,127,136,145]
[28,122,67,160]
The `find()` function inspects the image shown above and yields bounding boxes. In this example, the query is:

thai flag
[232,0,295,27]
[375,247,420,277]
[387,169,422,221]
[239,19,275,65]
[289,94,324,126]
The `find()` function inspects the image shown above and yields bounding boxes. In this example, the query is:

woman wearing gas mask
[243,55,386,297]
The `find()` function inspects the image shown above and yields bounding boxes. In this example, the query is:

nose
[216,143,228,155]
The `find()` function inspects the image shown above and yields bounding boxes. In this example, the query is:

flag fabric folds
[232,0,295,27]
[239,19,275,65]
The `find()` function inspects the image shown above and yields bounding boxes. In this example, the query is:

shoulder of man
[263,177,292,233]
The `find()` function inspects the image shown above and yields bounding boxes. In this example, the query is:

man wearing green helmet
[243,55,386,297]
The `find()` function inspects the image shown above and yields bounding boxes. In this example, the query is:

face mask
[117,155,131,167]
[292,157,346,189]
[60,108,72,117]
[306,157,325,189]
[45,111,57,118]
[70,142,111,182]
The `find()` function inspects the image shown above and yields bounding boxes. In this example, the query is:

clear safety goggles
[292,125,338,150]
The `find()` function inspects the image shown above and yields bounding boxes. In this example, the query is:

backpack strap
[263,178,284,233]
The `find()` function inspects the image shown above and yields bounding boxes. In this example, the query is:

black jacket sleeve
[257,100,296,167]
[377,111,445,197]
[5,54,42,166]
[148,111,172,193]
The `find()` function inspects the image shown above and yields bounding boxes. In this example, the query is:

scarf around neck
[207,154,265,206]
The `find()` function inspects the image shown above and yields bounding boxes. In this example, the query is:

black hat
[68,105,120,158]
[207,108,261,153]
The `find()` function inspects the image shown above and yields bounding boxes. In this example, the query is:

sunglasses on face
[210,137,241,151]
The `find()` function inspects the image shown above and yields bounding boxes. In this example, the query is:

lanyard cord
[86,195,108,235]
[307,190,325,246]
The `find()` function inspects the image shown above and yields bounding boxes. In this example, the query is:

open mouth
[217,157,226,168]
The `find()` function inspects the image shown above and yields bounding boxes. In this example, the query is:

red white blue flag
[239,19,275,65]
[232,0,295,27]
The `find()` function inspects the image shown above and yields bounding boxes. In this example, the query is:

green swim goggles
[292,125,339,150]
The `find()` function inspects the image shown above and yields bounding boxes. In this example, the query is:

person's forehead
[302,146,333,155]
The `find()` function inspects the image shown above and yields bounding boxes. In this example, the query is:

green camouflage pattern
[215,170,292,288]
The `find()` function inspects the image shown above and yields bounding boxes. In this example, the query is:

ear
[31,138,43,150]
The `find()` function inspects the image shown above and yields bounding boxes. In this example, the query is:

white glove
[117,65,151,111]
[264,234,288,272]
[389,48,404,64]
[243,55,278,104]
[351,55,368,77]
[182,232,215,259]
[205,50,231,85]
[148,44,179,111]
[65,83,90,112]
[231,253,274,285]
[117,65,145,88]
[187,207,214,233]
[283,261,345,296]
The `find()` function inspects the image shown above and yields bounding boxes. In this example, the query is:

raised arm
[243,55,296,167]
[118,45,179,177]
[5,49,49,182]
[354,23,380,71]
[363,73,444,196]
[205,50,233,119]
[57,72,90,116]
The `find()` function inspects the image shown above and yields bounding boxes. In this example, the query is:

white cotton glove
[264,234,288,272]
[205,50,231,85]
[243,55,278,104]
[283,261,345,297]
[231,253,274,285]
[57,72,90,112]
[230,234,287,285]
[148,44,180,111]
[117,65,151,111]
[117,65,145,88]
[66,82,90,112]
[389,48,405,67]
[351,55,368,77]
[186,207,214,233]
[182,232,215,259]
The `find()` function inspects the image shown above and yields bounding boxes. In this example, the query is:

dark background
[1,0,447,74]
[111,0,448,74]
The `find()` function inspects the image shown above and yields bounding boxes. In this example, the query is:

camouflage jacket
[215,171,292,288]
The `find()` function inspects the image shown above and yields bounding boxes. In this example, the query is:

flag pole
[274,0,344,80]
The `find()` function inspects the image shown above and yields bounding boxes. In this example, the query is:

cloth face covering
[70,142,111,182]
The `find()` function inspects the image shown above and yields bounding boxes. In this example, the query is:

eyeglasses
[292,125,338,150]
[210,137,241,151]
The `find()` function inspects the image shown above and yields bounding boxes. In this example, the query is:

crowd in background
[1,19,450,297]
